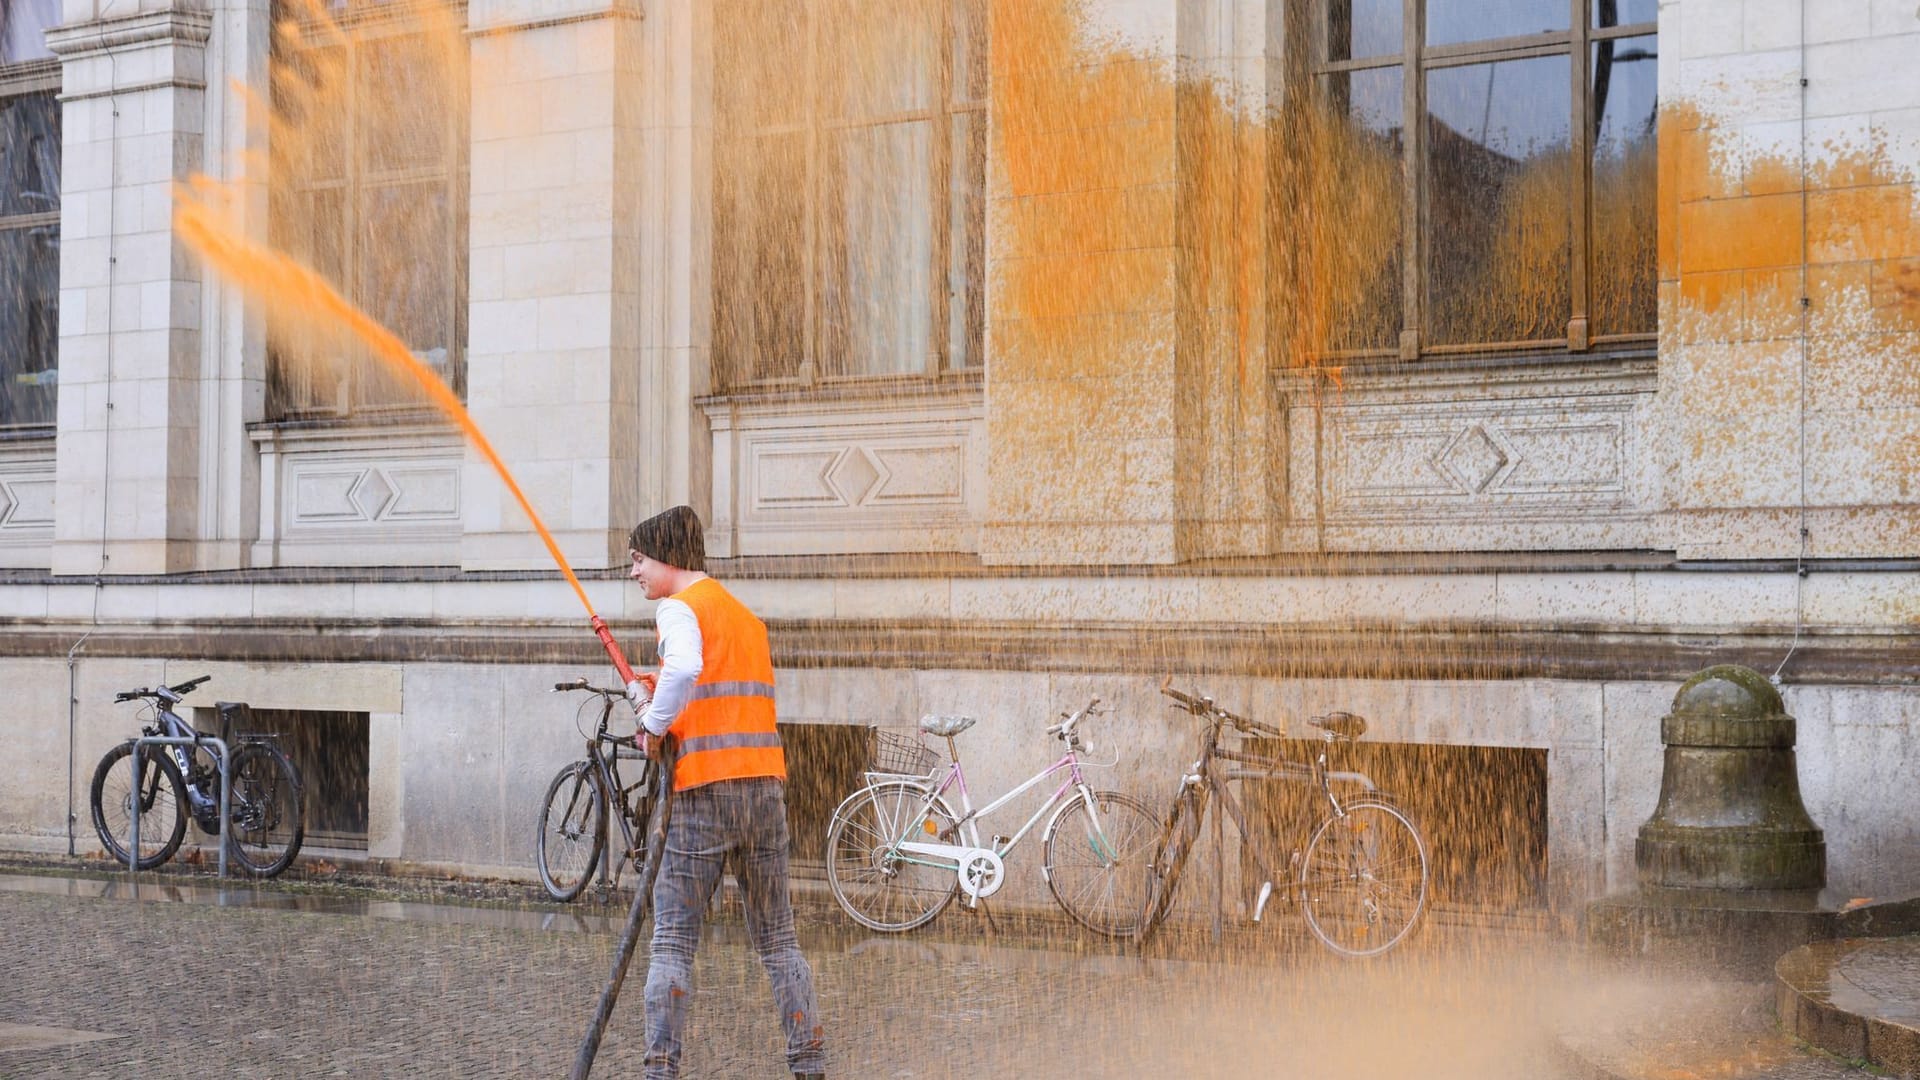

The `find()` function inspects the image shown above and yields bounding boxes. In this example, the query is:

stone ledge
[2,617,1920,683]
[1778,936,1920,1079]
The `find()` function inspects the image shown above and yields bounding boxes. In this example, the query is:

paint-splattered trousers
[643,775,826,1079]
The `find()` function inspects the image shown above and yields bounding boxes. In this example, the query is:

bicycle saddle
[1310,711,1367,739]
[918,714,976,737]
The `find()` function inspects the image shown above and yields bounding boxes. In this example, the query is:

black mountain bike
[1136,679,1430,958]
[536,678,660,902]
[89,675,306,878]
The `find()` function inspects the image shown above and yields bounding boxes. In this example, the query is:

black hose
[571,738,676,1080]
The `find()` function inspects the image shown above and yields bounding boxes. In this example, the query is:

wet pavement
[0,869,1580,1079]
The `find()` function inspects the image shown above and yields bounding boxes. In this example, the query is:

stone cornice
[44,9,213,59]
[1,617,1915,685]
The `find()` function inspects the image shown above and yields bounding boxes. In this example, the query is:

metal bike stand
[128,735,231,880]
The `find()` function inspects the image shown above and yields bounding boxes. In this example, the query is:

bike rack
[127,735,231,880]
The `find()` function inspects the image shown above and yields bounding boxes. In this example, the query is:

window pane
[0,228,58,426]
[1,0,59,63]
[817,121,934,377]
[0,90,60,218]
[1425,56,1572,345]
[359,34,449,174]
[1318,66,1404,351]
[714,0,805,129]
[277,43,349,184]
[953,0,988,104]
[356,182,453,405]
[714,132,806,382]
[1595,0,1657,29]
[1328,0,1401,62]
[1590,34,1656,337]
[820,0,937,120]
[0,90,59,427]
[1427,0,1569,47]
[268,188,349,416]
[948,111,985,369]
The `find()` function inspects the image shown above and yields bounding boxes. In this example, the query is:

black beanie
[627,505,706,572]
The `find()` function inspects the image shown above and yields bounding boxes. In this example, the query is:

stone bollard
[1635,664,1825,891]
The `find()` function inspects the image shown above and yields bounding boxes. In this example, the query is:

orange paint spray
[174,183,638,686]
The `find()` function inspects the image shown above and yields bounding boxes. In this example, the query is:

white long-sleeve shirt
[639,593,704,736]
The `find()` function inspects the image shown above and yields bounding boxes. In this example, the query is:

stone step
[1777,935,1920,1079]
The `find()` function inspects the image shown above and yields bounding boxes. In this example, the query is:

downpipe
[66,631,92,857]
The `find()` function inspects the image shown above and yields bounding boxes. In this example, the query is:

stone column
[980,0,1278,566]
[47,2,212,575]
[461,0,654,571]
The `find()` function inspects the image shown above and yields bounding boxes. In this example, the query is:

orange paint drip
[174,189,595,621]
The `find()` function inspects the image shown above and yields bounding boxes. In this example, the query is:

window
[1295,0,1656,359]
[268,0,468,418]
[0,0,61,429]
[713,0,986,389]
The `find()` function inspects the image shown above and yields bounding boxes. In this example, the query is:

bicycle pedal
[1252,881,1274,923]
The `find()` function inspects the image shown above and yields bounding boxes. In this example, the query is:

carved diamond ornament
[0,483,14,525]
[827,449,883,506]
[1436,424,1512,495]
[350,469,397,520]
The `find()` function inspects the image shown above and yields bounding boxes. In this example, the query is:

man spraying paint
[622,505,828,1080]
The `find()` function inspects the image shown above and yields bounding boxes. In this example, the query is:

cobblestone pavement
[0,877,1576,1079]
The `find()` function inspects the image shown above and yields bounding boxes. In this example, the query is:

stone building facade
[1,0,1916,920]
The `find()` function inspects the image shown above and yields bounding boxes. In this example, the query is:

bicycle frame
[550,685,655,898]
[879,744,1114,904]
[139,702,223,820]
[1161,691,1381,922]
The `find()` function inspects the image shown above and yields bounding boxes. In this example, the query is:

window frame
[267,0,470,421]
[712,0,986,393]
[0,57,60,433]
[1301,0,1657,363]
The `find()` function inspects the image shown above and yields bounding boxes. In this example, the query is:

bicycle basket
[869,728,940,776]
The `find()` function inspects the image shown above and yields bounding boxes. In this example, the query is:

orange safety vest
[661,577,785,791]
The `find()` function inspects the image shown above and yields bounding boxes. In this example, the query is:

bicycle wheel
[1298,796,1430,958]
[825,780,959,932]
[90,742,188,870]
[1135,786,1207,943]
[537,761,606,902]
[226,743,305,878]
[1043,790,1159,938]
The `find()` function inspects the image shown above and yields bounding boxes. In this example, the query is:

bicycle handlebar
[114,674,211,704]
[1045,697,1101,737]
[553,677,624,697]
[1158,677,1285,739]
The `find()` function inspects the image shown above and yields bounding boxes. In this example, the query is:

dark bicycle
[1136,678,1430,957]
[89,675,306,878]
[535,677,661,902]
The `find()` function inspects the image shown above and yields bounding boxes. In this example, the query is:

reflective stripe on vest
[665,578,786,791]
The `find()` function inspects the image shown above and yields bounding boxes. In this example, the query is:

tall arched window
[713,0,986,389]
[268,0,468,418]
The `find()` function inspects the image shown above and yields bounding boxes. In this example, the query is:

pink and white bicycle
[823,698,1158,937]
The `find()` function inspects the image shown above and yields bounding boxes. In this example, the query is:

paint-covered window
[0,0,61,429]
[1294,0,1656,359]
[267,0,468,418]
[713,0,987,389]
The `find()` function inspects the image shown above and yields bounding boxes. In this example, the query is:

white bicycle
[823,698,1157,937]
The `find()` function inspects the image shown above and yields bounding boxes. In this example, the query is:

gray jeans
[643,776,825,1079]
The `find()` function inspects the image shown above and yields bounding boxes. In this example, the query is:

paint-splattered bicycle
[1136,679,1430,957]
[823,697,1158,937]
